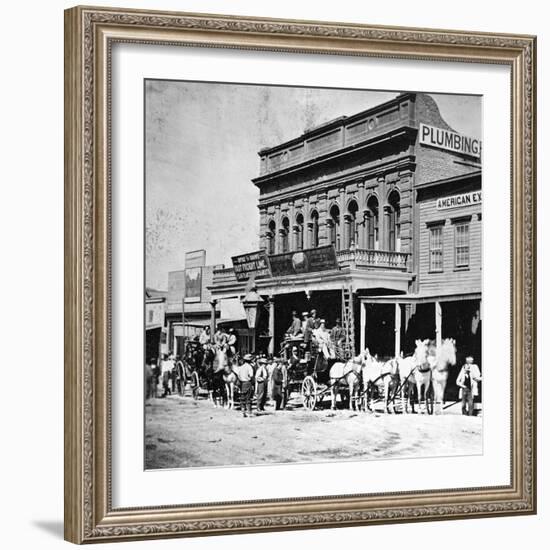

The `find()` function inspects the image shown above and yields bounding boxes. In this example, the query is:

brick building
[208,92,482,371]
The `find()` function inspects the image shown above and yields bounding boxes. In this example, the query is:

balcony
[335,248,410,271]
[212,248,410,287]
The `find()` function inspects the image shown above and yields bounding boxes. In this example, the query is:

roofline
[257,92,413,157]
[415,170,482,190]
[252,126,418,187]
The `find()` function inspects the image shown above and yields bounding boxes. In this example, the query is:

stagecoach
[280,337,350,411]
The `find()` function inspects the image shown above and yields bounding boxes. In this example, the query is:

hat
[310,309,317,314]
[302,311,308,316]
[335,318,341,324]
[243,354,253,361]
[320,319,326,324]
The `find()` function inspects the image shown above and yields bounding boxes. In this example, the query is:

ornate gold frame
[64,5,537,544]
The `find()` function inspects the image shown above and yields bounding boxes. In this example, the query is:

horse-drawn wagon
[279,337,353,411]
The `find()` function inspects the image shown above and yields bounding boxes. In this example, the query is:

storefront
[208,92,482,370]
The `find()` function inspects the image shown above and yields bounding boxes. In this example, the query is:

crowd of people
[144,310,481,417]
[285,309,346,360]
[145,348,293,417]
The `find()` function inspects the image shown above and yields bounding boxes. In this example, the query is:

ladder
[341,285,355,359]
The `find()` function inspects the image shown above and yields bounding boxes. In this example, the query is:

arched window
[295,212,304,251]
[388,190,401,252]
[281,217,290,253]
[366,196,379,250]
[347,200,359,249]
[310,210,319,248]
[328,204,340,250]
[267,220,276,255]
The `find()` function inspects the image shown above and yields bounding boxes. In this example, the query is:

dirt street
[145,389,482,469]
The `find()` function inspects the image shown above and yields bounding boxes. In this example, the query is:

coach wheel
[301,376,317,411]
[425,385,434,415]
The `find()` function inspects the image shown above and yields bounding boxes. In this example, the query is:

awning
[217,317,247,326]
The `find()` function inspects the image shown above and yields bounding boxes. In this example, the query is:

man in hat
[303,311,313,350]
[271,358,287,411]
[255,358,269,412]
[456,356,482,416]
[227,328,237,358]
[238,354,255,417]
[310,309,321,330]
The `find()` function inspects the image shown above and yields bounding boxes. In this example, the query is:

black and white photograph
[144,80,483,470]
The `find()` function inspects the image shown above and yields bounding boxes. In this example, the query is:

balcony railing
[212,248,410,286]
[336,248,410,271]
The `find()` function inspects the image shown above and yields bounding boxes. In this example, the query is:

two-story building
[208,92,482,367]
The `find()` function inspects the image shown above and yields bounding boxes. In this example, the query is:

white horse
[222,362,240,410]
[360,354,400,413]
[329,349,368,410]
[396,339,430,413]
[429,338,457,414]
[212,346,231,407]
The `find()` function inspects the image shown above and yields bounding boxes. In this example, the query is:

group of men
[286,309,346,360]
[232,354,289,417]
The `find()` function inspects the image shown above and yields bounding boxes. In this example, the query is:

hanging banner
[268,245,339,277]
[231,250,271,281]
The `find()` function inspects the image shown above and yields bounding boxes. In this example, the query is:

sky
[145,81,481,289]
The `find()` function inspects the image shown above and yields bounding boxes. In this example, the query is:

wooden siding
[418,197,482,295]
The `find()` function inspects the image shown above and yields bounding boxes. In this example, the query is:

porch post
[360,301,366,353]
[210,299,217,341]
[268,295,275,356]
[435,301,442,348]
[394,303,402,357]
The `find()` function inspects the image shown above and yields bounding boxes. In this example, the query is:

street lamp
[242,286,264,353]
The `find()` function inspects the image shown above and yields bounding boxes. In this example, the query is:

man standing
[255,358,269,412]
[271,358,287,411]
[456,356,482,416]
[303,311,313,350]
[160,353,175,397]
[310,309,321,330]
[238,354,255,417]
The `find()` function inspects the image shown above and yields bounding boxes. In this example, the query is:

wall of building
[417,183,482,295]
[145,300,166,328]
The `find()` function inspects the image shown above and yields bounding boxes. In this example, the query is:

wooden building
[208,92,482,369]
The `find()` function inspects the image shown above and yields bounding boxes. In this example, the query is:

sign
[232,250,271,281]
[269,245,339,278]
[437,191,482,210]
[419,123,482,159]
[184,266,202,302]
[185,249,206,269]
